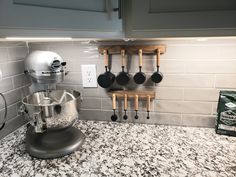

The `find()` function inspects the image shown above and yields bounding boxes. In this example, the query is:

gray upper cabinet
[0,0,122,38]
[1,0,236,38]
[125,0,236,38]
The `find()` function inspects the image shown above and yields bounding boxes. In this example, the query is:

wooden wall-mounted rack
[98,45,166,55]
[109,90,154,121]
[108,90,155,100]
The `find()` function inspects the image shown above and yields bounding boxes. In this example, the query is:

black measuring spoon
[134,95,139,119]
[147,95,150,119]
[111,94,118,121]
[123,94,128,120]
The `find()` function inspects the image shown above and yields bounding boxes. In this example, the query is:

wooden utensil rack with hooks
[98,45,166,55]
[108,90,155,100]
[108,90,155,121]
[98,45,164,121]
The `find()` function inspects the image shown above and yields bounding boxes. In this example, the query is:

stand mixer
[20,51,85,159]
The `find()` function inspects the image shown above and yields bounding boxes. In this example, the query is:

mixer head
[24,51,67,85]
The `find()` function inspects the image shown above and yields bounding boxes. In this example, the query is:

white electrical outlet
[81,65,97,87]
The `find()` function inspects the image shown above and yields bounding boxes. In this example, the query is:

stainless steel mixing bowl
[22,90,81,133]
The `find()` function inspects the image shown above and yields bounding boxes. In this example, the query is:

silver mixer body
[21,51,85,159]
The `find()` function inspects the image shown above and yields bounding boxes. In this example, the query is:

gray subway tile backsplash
[0,103,17,121]
[215,75,236,88]
[0,78,13,93]
[161,44,236,60]
[1,60,25,77]
[0,42,29,139]
[0,87,29,109]
[27,40,236,129]
[8,46,28,61]
[63,72,82,85]
[155,87,183,100]
[184,88,219,102]
[13,74,31,89]
[185,60,236,74]
[181,114,215,128]
[159,74,215,88]
[81,97,101,109]
[1,39,236,139]
[0,48,9,62]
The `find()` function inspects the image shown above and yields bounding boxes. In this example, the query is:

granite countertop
[0,120,236,177]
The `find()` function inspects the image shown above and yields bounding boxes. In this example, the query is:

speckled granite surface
[0,120,236,177]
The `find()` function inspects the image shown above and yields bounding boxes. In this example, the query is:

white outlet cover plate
[81,64,97,88]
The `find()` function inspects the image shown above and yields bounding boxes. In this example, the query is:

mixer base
[25,126,85,159]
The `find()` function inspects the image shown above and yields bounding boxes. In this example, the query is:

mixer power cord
[0,93,7,130]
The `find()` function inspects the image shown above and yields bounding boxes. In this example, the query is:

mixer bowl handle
[33,110,46,133]
[18,104,46,133]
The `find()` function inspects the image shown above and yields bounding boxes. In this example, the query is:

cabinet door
[0,0,122,38]
[125,0,236,38]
